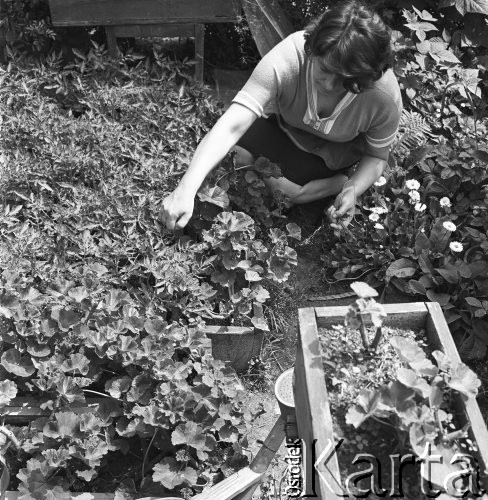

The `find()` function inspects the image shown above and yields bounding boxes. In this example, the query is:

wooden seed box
[295,302,488,499]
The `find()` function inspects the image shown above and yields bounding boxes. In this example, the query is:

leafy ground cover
[0,48,302,498]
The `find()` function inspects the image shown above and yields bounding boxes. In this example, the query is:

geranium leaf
[447,363,481,399]
[0,379,17,407]
[286,222,301,240]
[397,367,431,398]
[197,185,230,208]
[1,348,35,377]
[171,422,206,450]
[153,457,198,489]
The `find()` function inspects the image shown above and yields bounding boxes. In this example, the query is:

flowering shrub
[324,5,488,359]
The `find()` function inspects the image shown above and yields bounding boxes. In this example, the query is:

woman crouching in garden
[160,0,402,232]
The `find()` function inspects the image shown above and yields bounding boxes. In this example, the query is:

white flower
[369,213,380,222]
[415,203,426,212]
[406,179,420,190]
[443,221,456,232]
[374,176,387,187]
[374,223,384,230]
[439,197,451,208]
[371,206,388,215]
[450,241,463,252]
[409,190,420,203]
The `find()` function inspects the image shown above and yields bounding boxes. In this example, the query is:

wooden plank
[2,397,119,425]
[48,0,238,27]
[194,23,204,82]
[315,302,428,331]
[6,493,114,499]
[202,326,254,335]
[241,0,294,56]
[295,307,342,499]
[104,27,119,57]
[109,23,195,38]
[425,302,488,487]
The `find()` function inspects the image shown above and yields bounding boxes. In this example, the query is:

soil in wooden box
[318,324,483,499]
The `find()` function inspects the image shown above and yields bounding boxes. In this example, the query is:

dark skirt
[237,115,340,186]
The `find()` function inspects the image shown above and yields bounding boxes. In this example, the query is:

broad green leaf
[105,376,132,399]
[51,307,82,330]
[429,218,451,252]
[350,281,378,298]
[426,290,450,306]
[465,297,483,308]
[171,421,206,450]
[397,367,431,398]
[197,185,230,209]
[286,222,301,240]
[60,353,90,375]
[390,336,437,376]
[1,348,35,377]
[153,457,198,489]
[0,380,17,407]
[447,363,481,399]
[454,0,488,14]
[43,411,82,439]
[386,258,417,279]
[345,388,382,428]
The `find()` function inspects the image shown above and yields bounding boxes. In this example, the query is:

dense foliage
[324,5,488,359]
[0,48,301,497]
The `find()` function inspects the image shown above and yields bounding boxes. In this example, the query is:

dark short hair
[304,0,392,93]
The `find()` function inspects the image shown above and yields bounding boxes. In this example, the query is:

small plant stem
[442,423,470,444]
[0,425,20,448]
[140,428,158,488]
[216,164,254,186]
[359,316,370,350]
[83,389,118,399]
[370,327,383,351]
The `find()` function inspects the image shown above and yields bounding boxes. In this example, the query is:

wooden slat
[2,397,118,425]
[425,302,488,487]
[48,0,239,26]
[202,326,254,335]
[295,307,343,499]
[241,0,294,56]
[109,23,195,38]
[194,23,204,83]
[6,493,114,499]
[315,302,428,331]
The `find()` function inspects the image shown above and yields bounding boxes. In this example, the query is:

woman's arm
[327,154,386,228]
[161,103,257,230]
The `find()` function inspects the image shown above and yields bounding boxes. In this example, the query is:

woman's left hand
[327,183,356,230]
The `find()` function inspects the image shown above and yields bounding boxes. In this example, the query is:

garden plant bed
[295,301,488,499]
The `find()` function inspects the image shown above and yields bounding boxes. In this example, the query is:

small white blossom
[374,223,384,230]
[415,203,426,212]
[369,213,380,222]
[374,176,387,187]
[409,190,420,203]
[439,197,451,208]
[371,206,388,215]
[443,221,456,232]
[406,179,420,190]
[449,241,463,252]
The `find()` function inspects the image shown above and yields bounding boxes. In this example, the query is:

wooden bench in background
[48,0,241,81]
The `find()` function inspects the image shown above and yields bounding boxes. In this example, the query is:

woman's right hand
[160,189,195,231]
